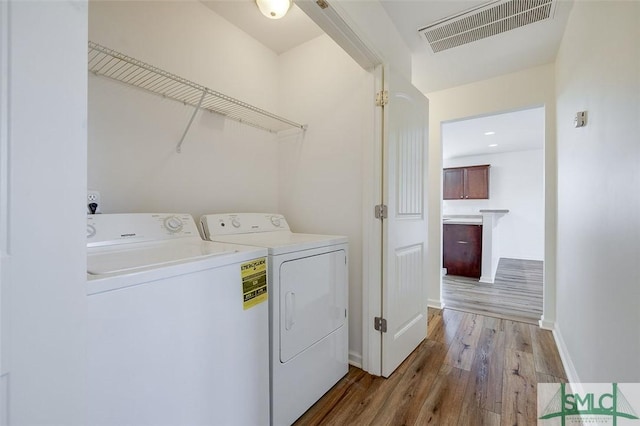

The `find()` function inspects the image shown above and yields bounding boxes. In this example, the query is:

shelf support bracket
[176,90,206,154]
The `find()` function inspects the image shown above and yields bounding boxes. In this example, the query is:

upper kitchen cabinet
[443,165,490,200]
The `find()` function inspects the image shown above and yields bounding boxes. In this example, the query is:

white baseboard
[348,351,362,369]
[479,276,494,284]
[427,299,445,309]
[552,325,580,383]
[538,318,555,330]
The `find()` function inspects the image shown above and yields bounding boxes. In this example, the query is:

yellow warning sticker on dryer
[241,257,267,310]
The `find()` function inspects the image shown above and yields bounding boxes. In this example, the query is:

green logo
[539,383,639,425]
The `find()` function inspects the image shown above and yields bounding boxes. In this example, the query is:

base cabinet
[443,224,482,278]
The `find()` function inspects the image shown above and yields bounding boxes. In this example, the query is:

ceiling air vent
[418,0,556,53]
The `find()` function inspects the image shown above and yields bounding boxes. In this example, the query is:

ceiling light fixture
[484,131,496,136]
[256,0,292,19]
[488,143,498,147]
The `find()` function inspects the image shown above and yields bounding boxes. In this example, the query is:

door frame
[360,65,384,375]
[295,0,427,376]
[437,105,551,327]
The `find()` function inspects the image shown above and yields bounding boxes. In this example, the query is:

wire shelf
[88,41,306,135]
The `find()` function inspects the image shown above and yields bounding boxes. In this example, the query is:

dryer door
[279,249,347,363]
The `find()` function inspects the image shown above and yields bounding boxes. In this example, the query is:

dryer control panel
[87,213,199,247]
[201,213,290,237]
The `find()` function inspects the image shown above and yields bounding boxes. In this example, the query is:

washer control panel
[201,213,290,237]
[163,216,185,233]
[87,213,198,247]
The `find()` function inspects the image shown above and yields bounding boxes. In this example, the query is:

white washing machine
[200,213,348,426]
[87,213,270,426]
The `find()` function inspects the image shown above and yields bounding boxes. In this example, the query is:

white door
[380,66,429,377]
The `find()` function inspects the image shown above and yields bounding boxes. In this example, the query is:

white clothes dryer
[87,213,270,426]
[200,213,348,426]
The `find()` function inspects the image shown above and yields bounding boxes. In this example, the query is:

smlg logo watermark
[538,383,640,425]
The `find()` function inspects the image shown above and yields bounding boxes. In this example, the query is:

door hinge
[374,204,387,219]
[374,317,387,333]
[375,90,388,107]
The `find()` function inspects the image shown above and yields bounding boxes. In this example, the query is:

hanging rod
[87,41,307,148]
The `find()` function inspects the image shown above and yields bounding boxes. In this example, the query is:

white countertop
[442,215,483,225]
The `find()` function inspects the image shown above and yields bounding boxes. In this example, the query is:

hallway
[443,258,543,324]
[295,308,566,425]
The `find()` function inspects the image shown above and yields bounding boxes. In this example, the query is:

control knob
[270,215,281,227]
[231,218,241,228]
[164,216,184,233]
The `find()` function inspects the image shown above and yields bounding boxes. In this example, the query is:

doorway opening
[440,106,545,324]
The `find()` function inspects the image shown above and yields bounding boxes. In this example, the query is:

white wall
[426,64,557,326]
[443,149,544,261]
[88,2,281,218]
[0,2,8,424]
[4,1,88,424]
[90,3,373,365]
[89,2,279,112]
[278,35,373,366]
[554,0,640,382]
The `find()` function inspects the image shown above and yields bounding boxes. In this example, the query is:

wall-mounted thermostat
[574,111,587,128]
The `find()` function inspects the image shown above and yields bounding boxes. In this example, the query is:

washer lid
[211,232,347,255]
[88,239,238,275]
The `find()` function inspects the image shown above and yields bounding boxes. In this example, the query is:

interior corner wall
[554,0,640,382]
[426,64,556,323]
[88,2,280,219]
[7,2,88,424]
[277,34,374,365]
[443,149,544,261]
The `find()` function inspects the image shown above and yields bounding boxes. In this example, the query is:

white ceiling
[204,0,559,157]
[201,1,323,54]
[204,0,573,93]
[442,107,545,160]
[380,0,574,93]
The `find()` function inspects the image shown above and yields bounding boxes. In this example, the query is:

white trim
[360,65,382,376]
[348,351,362,369]
[541,102,557,329]
[427,299,445,309]
[437,102,555,338]
[552,325,580,383]
[295,0,382,71]
[538,317,555,330]
[361,64,384,377]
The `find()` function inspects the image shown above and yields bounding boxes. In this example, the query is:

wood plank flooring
[294,308,566,426]
[442,258,543,324]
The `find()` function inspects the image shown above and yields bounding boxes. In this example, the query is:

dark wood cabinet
[443,168,464,200]
[443,224,482,278]
[443,165,490,200]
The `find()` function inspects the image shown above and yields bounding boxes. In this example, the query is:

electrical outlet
[87,190,101,214]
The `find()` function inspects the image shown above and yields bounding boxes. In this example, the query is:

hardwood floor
[294,308,566,426]
[442,258,543,324]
